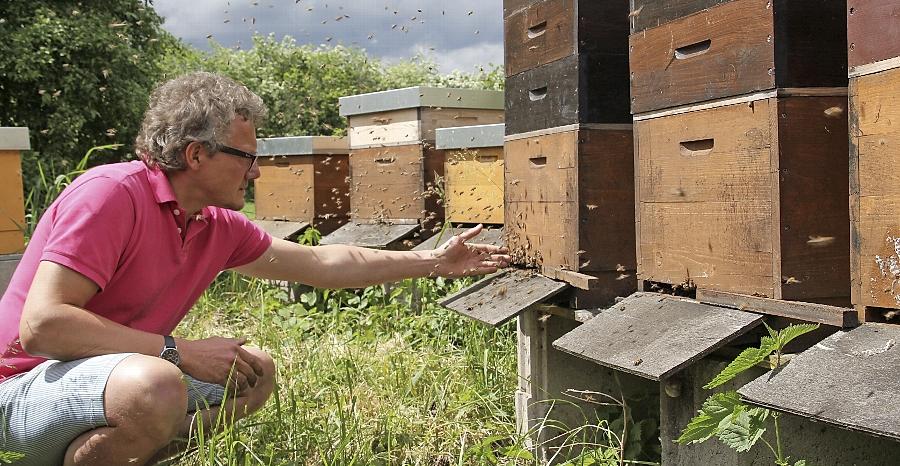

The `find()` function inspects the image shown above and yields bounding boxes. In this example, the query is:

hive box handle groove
[674,39,712,60]
[527,21,547,39]
[679,139,714,157]
[528,86,548,101]
[529,156,547,167]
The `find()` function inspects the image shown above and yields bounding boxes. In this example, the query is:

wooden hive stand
[254,136,350,238]
[848,0,900,322]
[321,87,504,249]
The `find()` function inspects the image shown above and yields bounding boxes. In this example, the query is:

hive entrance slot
[529,156,547,167]
[374,156,396,165]
[527,21,547,39]
[679,138,714,157]
[674,39,712,60]
[529,87,548,101]
[477,155,499,163]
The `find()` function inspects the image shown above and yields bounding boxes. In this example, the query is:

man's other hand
[177,336,265,395]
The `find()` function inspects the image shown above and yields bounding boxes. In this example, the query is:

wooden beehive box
[505,125,636,307]
[254,136,349,234]
[504,0,631,135]
[848,0,900,320]
[437,124,505,225]
[0,128,28,254]
[340,87,504,150]
[636,93,850,305]
[629,0,847,114]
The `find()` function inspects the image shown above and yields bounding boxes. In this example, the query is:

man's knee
[242,347,276,413]
[105,355,188,442]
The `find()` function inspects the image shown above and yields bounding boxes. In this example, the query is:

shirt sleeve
[220,211,272,269]
[40,176,136,290]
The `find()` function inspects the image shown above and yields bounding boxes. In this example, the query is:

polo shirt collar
[145,163,211,221]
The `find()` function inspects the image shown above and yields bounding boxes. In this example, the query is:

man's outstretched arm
[232,224,511,288]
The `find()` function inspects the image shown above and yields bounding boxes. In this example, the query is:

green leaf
[776,323,819,349]
[677,391,742,444]
[716,404,767,453]
[704,343,775,389]
[499,446,534,461]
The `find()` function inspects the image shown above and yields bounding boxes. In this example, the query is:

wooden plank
[848,0,900,69]
[439,269,569,326]
[255,155,315,221]
[504,0,576,77]
[318,222,420,249]
[312,154,350,225]
[553,292,763,380]
[252,220,309,240]
[349,145,425,221]
[256,136,348,156]
[851,68,900,310]
[0,150,25,234]
[411,226,505,252]
[629,0,732,33]
[776,96,850,304]
[0,231,24,255]
[542,267,598,290]
[0,254,21,296]
[739,323,900,440]
[697,289,859,328]
[446,148,504,224]
[348,108,420,148]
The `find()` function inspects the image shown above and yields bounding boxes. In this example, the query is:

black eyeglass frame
[217,145,259,172]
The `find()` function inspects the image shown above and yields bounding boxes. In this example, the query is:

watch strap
[163,335,177,349]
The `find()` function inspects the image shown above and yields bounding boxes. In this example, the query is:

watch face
[160,348,181,366]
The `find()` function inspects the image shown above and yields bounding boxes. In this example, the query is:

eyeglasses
[218,145,258,172]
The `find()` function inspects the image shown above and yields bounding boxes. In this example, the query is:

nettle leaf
[717,403,767,453]
[777,323,819,349]
[677,391,742,444]
[794,460,807,466]
[704,341,775,389]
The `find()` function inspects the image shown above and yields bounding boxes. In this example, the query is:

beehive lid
[553,292,763,380]
[0,127,30,150]
[318,221,420,249]
[440,268,569,326]
[739,323,900,440]
[252,220,309,240]
[435,124,505,150]
[412,227,505,251]
[257,136,348,156]
[339,87,504,117]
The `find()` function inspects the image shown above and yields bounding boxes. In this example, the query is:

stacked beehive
[631,0,851,306]
[848,0,900,321]
[0,127,28,255]
[254,136,350,237]
[321,87,503,249]
[503,0,635,307]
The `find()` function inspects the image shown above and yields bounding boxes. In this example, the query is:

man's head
[135,72,267,171]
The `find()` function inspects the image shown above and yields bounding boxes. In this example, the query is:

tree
[0,1,175,171]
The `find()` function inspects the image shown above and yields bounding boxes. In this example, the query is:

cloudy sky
[150,0,504,74]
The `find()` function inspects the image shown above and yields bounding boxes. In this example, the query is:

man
[0,72,509,466]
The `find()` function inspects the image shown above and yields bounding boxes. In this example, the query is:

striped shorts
[0,353,225,466]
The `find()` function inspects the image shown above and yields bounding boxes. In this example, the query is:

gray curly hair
[135,72,267,171]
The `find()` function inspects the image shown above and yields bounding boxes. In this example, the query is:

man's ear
[184,141,206,170]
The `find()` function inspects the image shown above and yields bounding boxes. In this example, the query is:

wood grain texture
[506,129,635,276]
[348,108,420,148]
[505,54,631,135]
[252,220,309,240]
[419,108,505,143]
[629,0,733,33]
[255,156,316,221]
[445,147,505,224]
[439,269,569,326]
[317,222,420,249]
[349,145,426,221]
[696,289,858,328]
[637,96,849,301]
[0,231,24,255]
[0,150,25,236]
[850,69,900,310]
[739,323,900,440]
[552,292,763,380]
[629,0,847,114]
[848,0,900,69]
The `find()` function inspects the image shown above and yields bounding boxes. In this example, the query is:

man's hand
[430,224,511,277]
[177,336,264,395]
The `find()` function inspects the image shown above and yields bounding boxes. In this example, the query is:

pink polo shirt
[0,161,271,380]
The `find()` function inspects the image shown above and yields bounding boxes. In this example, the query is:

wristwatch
[159,335,181,366]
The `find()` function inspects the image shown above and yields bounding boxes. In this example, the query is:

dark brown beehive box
[629,0,847,114]
[848,0,900,74]
[505,125,636,307]
[636,93,850,305]
[254,136,350,235]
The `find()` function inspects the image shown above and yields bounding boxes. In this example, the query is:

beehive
[0,128,29,254]
[437,124,505,225]
[629,0,847,114]
[635,93,850,305]
[254,136,349,234]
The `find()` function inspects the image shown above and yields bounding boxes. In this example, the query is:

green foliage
[297,226,322,246]
[0,1,173,168]
[0,451,25,464]
[679,324,820,465]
